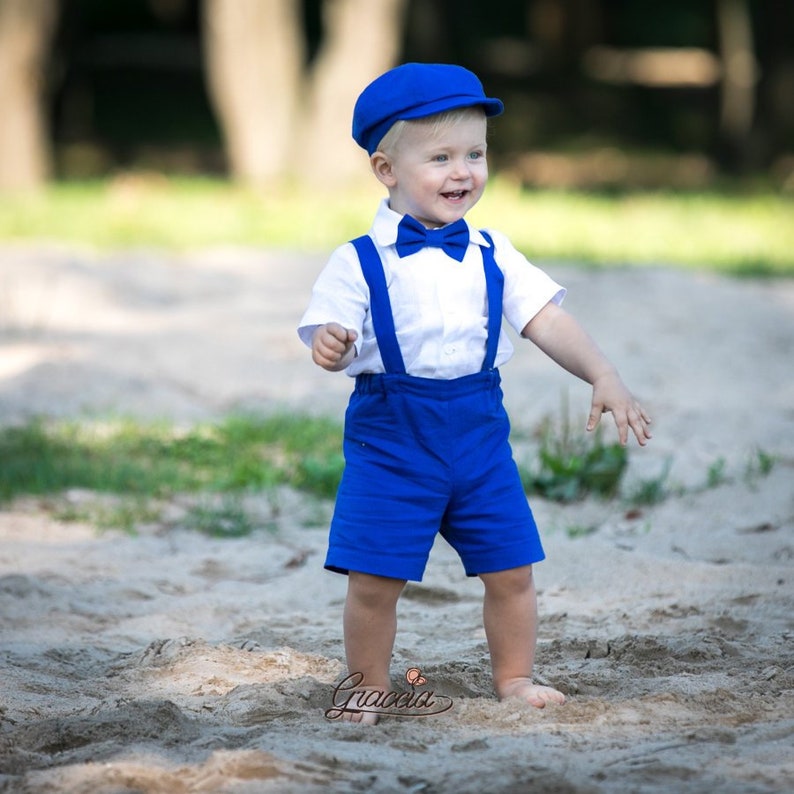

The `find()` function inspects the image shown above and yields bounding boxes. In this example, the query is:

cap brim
[399,95,504,121]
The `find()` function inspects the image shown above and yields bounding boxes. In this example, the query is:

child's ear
[370,152,397,187]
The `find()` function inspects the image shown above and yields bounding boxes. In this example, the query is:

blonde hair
[376,106,487,156]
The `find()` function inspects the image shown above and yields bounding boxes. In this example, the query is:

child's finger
[629,406,653,445]
[325,322,349,342]
[613,412,630,446]
[586,403,604,433]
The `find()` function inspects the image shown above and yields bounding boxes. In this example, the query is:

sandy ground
[0,244,792,793]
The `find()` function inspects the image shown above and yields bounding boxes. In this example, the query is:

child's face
[374,112,488,228]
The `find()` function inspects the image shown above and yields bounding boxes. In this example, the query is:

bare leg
[480,565,565,708]
[340,571,406,723]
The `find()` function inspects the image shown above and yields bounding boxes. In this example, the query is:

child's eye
[468,151,484,161]
[434,154,449,163]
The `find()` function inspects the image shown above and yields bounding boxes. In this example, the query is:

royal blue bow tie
[395,215,470,261]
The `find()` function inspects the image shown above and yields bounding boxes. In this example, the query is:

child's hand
[312,323,358,371]
[587,371,652,446]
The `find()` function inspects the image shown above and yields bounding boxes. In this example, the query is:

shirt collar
[370,198,489,250]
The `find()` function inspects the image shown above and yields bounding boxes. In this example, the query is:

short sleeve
[297,242,370,350]
[484,228,566,334]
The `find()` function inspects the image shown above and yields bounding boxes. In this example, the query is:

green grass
[517,409,629,503]
[3,410,634,516]
[0,412,346,535]
[472,184,794,276]
[1,176,792,275]
[2,408,634,534]
[0,413,344,504]
[0,412,777,534]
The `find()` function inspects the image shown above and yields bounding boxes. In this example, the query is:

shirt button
[443,345,456,355]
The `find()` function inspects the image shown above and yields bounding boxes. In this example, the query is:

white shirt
[298,199,566,379]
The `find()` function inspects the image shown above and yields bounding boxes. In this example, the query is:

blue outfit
[298,62,559,582]
[324,231,545,582]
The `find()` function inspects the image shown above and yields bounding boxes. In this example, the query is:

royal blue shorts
[325,369,545,581]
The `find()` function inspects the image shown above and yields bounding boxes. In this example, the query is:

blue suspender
[350,235,407,374]
[350,232,503,375]
[480,231,503,372]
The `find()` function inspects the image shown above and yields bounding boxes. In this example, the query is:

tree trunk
[0,0,58,192]
[297,0,409,186]
[717,0,757,168]
[201,0,304,186]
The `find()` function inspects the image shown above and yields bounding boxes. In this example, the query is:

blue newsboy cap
[352,62,504,155]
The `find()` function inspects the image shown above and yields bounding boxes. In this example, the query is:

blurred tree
[3,1,791,187]
[755,0,794,173]
[717,0,757,170]
[297,0,408,184]
[0,0,59,191]
[202,0,303,186]
[202,0,407,187]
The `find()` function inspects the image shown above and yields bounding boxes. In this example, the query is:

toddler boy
[298,63,651,723]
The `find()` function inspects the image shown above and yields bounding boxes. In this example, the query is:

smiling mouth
[442,190,467,200]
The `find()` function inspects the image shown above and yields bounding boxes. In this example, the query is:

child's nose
[451,158,472,179]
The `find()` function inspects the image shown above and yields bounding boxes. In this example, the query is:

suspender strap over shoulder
[479,231,503,372]
[350,235,407,374]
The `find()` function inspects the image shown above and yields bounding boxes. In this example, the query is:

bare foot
[336,705,380,725]
[325,684,384,725]
[497,677,566,709]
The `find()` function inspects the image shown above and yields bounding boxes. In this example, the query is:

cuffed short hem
[324,552,427,582]
[459,540,546,577]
